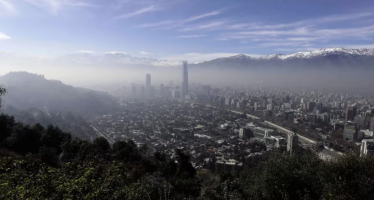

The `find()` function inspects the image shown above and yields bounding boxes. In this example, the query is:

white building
[287,132,298,153]
[360,139,374,157]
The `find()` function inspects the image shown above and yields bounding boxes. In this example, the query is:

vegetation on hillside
[1,86,374,200]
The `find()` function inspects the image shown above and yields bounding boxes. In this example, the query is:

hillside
[0,72,119,117]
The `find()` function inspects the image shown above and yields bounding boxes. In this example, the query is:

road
[188,101,342,158]
[223,108,342,158]
[91,125,115,144]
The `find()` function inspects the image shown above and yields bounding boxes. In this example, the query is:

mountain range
[195,48,374,69]
[1,48,374,68]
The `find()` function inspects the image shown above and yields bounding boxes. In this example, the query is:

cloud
[240,13,373,31]
[213,11,374,45]
[236,27,311,36]
[106,51,127,54]
[179,21,227,32]
[137,9,224,30]
[177,35,206,38]
[0,32,11,39]
[76,50,95,53]
[221,22,374,49]
[275,47,319,52]
[0,0,16,15]
[225,23,254,30]
[24,0,97,14]
[160,53,263,63]
[115,5,155,19]
[183,10,221,22]
[113,0,187,11]
[339,44,374,49]
[140,51,151,55]
[137,20,174,28]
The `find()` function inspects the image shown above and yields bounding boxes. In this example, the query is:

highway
[190,101,342,158]
[225,108,342,158]
[91,125,115,144]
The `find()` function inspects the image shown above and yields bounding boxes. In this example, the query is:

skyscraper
[181,61,188,99]
[345,106,357,121]
[287,132,298,153]
[140,86,145,97]
[131,83,136,96]
[146,74,151,97]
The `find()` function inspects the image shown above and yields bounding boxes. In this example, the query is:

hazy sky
[1,0,374,62]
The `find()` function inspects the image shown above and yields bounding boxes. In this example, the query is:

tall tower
[131,83,136,96]
[181,61,188,98]
[345,106,357,121]
[146,74,151,97]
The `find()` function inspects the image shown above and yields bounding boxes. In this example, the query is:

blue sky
[0,0,374,62]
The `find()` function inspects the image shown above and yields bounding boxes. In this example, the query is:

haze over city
[1,1,374,199]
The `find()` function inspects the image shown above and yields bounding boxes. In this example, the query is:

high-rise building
[370,118,374,132]
[131,83,136,96]
[284,95,291,103]
[360,139,374,157]
[307,102,316,112]
[284,111,295,121]
[287,132,298,153]
[140,86,145,97]
[238,128,254,140]
[345,106,357,121]
[146,74,151,97]
[354,116,366,130]
[160,84,165,97]
[181,61,188,99]
[343,124,357,141]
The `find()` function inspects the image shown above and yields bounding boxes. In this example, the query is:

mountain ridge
[1,47,374,68]
[194,47,374,69]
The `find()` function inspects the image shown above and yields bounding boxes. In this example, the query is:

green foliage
[0,86,5,109]
[243,151,324,200]
[93,137,110,151]
[0,114,15,145]
[5,125,41,154]
[322,153,374,200]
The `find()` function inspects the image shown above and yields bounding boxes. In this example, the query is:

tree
[6,125,41,154]
[113,140,140,161]
[41,125,71,151]
[0,114,15,144]
[93,137,110,151]
[322,153,374,199]
[0,86,5,109]
[242,151,324,199]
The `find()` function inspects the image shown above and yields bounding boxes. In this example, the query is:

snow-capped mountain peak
[258,48,374,60]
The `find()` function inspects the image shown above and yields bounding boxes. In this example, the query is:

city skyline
[133,61,189,98]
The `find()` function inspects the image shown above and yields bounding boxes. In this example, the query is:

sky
[1,0,374,62]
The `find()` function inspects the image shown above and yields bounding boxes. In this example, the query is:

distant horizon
[1,46,374,63]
